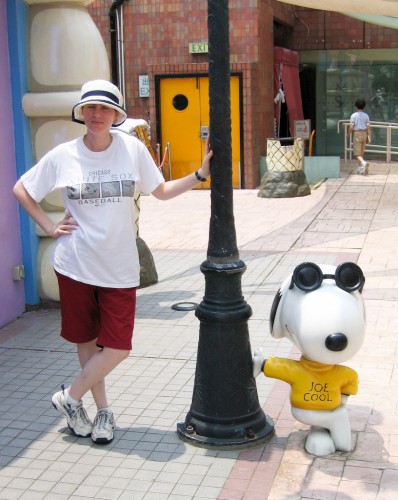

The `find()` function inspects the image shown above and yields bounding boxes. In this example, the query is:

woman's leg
[56,274,135,407]
[70,345,130,443]
[68,345,130,407]
[75,340,107,409]
[53,273,133,442]
[68,285,136,406]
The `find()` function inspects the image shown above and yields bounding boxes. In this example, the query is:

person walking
[347,98,371,175]
[13,80,213,444]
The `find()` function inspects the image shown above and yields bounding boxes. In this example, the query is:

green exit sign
[189,42,209,54]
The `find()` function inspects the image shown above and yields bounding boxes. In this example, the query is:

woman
[13,80,212,444]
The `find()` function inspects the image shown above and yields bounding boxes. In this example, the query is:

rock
[258,170,311,198]
[137,237,158,288]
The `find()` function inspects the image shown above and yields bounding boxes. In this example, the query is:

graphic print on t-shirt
[67,180,135,204]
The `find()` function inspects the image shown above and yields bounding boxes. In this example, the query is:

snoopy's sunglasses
[289,262,365,293]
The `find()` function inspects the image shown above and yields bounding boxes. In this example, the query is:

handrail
[167,143,172,180]
[156,143,170,173]
[309,130,316,157]
[337,120,398,162]
[158,144,168,171]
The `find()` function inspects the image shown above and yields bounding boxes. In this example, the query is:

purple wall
[0,2,25,327]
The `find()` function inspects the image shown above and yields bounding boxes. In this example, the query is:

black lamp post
[177,0,274,448]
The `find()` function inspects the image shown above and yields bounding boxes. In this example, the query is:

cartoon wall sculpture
[22,0,133,301]
[253,262,366,456]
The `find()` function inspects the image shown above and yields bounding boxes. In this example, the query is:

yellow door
[160,76,241,188]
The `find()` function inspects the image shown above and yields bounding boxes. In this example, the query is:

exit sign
[189,42,208,54]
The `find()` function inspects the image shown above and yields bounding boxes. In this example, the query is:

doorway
[157,75,242,188]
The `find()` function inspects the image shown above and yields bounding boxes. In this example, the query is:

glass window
[300,49,398,156]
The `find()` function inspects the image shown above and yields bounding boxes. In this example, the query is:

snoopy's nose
[325,333,348,352]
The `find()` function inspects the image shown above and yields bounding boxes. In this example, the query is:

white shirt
[21,134,164,288]
[350,110,370,131]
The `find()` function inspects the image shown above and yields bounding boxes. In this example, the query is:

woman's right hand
[47,211,78,239]
[13,180,78,239]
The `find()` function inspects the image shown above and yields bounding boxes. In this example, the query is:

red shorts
[56,271,136,350]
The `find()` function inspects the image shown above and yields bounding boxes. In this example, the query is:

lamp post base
[177,414,274,450]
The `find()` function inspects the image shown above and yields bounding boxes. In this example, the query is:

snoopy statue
[253,262,366,456]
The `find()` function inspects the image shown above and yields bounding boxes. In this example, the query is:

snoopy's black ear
[270,288,282,333]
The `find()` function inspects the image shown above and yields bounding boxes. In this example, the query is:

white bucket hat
[72,80,127,127]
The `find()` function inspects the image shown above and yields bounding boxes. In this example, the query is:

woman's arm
[13,180,77,238]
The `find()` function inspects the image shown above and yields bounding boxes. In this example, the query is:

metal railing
[337,120,398,162]
[156,142,171,178]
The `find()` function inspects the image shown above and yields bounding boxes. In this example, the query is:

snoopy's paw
[305,428,336,457]
[252,348,265,378]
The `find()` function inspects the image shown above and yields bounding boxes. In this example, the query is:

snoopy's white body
[254,263,366,456]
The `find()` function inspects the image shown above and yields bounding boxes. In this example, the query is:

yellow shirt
[264,356,358,411]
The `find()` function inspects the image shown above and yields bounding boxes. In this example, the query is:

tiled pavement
[1,160,398,499]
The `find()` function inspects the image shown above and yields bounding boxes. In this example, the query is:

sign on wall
[294,119,311,139]
[189,42,209,54]
[139,75,149,97]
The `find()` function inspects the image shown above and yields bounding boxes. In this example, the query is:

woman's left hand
[198,135,213,179]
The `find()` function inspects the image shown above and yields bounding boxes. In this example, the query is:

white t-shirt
[21,134,164,288]
[349,110,370,131]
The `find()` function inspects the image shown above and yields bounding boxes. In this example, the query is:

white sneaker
[91,410,115,444]
[363,162,369,175]
[51,385,93,437]
[357,165,364,175]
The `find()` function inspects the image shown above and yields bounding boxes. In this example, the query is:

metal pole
[177,0,274,449]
